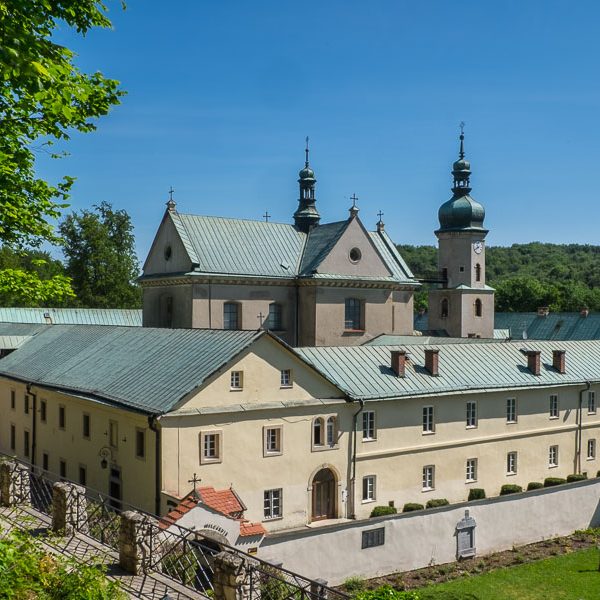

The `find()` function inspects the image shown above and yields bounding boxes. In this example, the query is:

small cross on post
[169,186,175,202]
[377,210,385,232]
[263,210,271,222]
[349,193,359,217]
[188,472,201,500]
[377,210,384,221]
[257,312,265,328]
[166,186,176,211]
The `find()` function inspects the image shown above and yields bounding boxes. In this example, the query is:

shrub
[426,498,449,509]
[468,488,486,501]
[527,481,543,491]
[500,484,522,495]
[355,585,420,600]
[370,505,397,518]
[402,502,424,512]
[343,576,366,594]
[544,477,567,487]
[566,473,587,482]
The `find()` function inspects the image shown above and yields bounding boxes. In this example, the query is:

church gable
[315,217,392,278]
[143,211,194,276]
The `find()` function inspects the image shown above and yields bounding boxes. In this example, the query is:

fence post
[0,460,31,507]
[311,578,329,600]
[119,510,156,575]
[52,481,88,535]
[213,551,251,600]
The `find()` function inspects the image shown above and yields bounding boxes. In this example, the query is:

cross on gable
[188,472,201,499]
[168,186,175,201]
[377,210,384,221]
[350,193,359,207]
[263,211,271,222]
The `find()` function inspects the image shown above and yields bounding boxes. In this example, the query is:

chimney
[552,350,566,374]
[580,307,589,318]
[391,350,407,377]
[424,348,439,376]
[522,349,541,376]
[537,306,550,317]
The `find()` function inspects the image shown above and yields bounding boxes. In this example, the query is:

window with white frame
[326,416,337,447]
[362,475,376,502]
[507,451,518,475]
[465,458,477,482]
[280,369,292,388]
[230,371,243,390]
[264,488,282,519]
[422,406,435,434]
[466,401,477,428]
[549,394,559,419]
[506,398,517,423]
[422,465,435,491]
[200,431,222,464]
[588,391,596,414]
[313,417,324,447]
[549,445,559,468]
[362,411,376,440]
[587,439,596,460]
[264,426,282,456]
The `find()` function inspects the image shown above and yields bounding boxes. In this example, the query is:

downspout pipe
[577,382,591,474]
[148,415,161,516]
[350,399,365,519]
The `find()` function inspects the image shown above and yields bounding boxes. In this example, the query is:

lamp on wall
[98,446,113,469]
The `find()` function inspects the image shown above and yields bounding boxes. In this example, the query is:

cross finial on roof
[263,210,271,222]
[459,121,465,159]
[188,473,201,500]
[305,136,310,167]
[349,193,359,218]
[377,210,385,232]
[166,186,176,212]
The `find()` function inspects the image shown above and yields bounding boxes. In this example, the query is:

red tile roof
[198,486,244,517]
[239,521,267,537]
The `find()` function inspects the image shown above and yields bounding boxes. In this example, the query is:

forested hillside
[398,243,600,312]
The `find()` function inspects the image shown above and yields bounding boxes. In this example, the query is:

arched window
[440,298,449,319]
[326,416,336,446]
[313,418,324,446]
[475,263,481,282]
[475,298,482,317]
[267,302,283,330]
[223,302,240,330]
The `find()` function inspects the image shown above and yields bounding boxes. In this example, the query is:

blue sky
[37,1,600,260]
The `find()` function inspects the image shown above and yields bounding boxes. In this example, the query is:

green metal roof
[0,325,263,414]
[299,221,350,274]
[365,334,504,346]
[296,340,600,401]
[0,307,142,326]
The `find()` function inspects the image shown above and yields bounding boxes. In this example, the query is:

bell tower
[293,137,321,233]
[428,126,494,338]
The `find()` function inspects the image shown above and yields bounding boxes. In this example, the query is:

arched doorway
[312,468,336,521]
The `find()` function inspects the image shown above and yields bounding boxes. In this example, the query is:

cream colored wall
[0,379,156,513]
[144,213,192,275]
[428,288,494,338]
[317,218,392,278]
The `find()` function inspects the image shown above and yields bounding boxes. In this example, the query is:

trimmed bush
[544,477,567,487]
[500,484,523,495]
[426,498,449,509]
[527,481,544,491]
[467,488,486,501]
[369,505,397,518]
[566,473,588,482]
[343,577,366,594]
[402,502,424,513]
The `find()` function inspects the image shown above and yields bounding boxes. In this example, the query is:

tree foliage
[60,201,141,308]
[0,0,123,302]
[398,243,600,312]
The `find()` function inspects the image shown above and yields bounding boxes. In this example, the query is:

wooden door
[312,468,335,521]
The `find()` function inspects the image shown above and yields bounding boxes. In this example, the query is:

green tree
[0,0,123,304]
[60,202,141,308]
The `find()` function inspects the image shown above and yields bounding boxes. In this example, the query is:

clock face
[473,241,484,255]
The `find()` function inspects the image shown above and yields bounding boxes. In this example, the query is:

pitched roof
[296,340,600,401]
[0,325,263,413]
[198,486,245,516]
[0,307,142,326]
[160,212,416,284]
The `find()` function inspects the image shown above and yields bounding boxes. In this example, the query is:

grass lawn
[417,548,600,600]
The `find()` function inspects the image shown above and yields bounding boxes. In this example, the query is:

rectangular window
[24,394,29,415]
[230,371,243,390]
[549,394,559,419]
[24,430,30,458]
[42,453,49,471]
[267,303,283,331]
[507,451,518,475]
[362,475,376,502]
[280,369,292,388]
[422,465,435,491]
[587,439,596,460]
[40,399,47,423]
[82,413,90,439]
[263,488,282,519]
[506,398,517,423]
[466,401,477,428]
[109,420,118,449]
[362,411,376,440]
[10,390,15,410]
[59,459,66,479]
[136,428,146,459]
[588,391,596,415]
[362,527,385,549]
[264,426,282,456]
[223,302,240,330]
[79,465,87,486]
[466,458,477,482]
[200,431,222,464]
[549,445,559,468]
[344,298,363,330]
[422,406,435,433]
[58,405,66,430]
[10,424,16,451]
